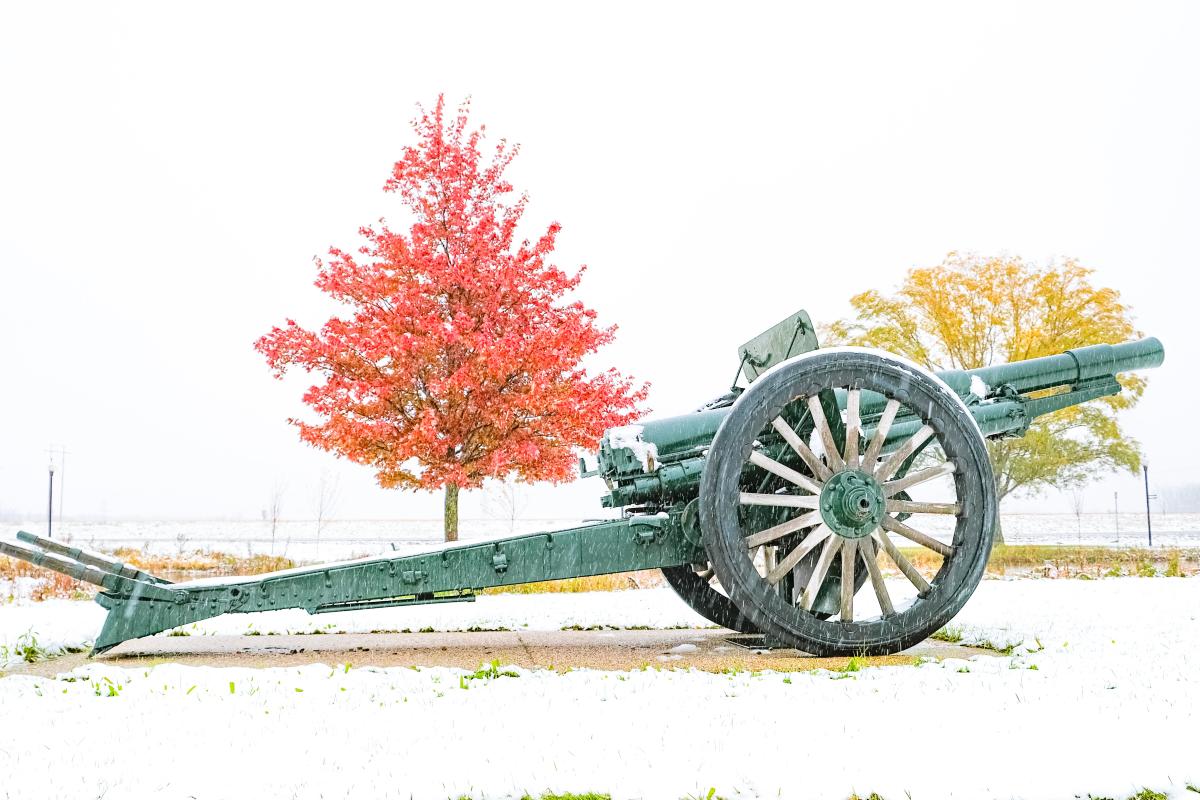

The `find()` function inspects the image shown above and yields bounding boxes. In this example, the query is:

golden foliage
[825,253,1145,501]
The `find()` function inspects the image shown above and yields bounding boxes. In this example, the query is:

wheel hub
[819,469,886,539]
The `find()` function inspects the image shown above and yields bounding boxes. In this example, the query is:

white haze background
[1,1,1197,524]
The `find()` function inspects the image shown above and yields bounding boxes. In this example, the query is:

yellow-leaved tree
[825,253,1145,543]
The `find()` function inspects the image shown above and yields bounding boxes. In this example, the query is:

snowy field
[2,512,1196,561]
[0,578,1198,799]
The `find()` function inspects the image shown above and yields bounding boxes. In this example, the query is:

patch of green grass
[1135,558,1157,578]
[1185,783,1199,794]
[972,639,1016,656]
[460,660,520,687]
[167,629,191,637]
[836,657,866,673]
[1,630,54,663]
[562,624,617,631]
[931,625,964,644]
[1166,551,1183,577]
[717,666,762,677]
[518,793,612,800]
[1126,790,1167,800]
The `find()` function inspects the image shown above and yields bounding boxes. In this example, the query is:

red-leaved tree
[256,96,647,541]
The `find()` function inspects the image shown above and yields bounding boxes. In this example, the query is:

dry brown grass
[0,558,93,601]
[2,549,296,601]
[108,548,294,578]
[894,543,1200,578]
[483,570,664,594]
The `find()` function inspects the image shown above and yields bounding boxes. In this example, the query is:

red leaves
[255,95,647,492]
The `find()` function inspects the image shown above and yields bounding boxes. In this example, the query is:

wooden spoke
[771,416,832,483]
[861,538,894,616]
[861,398,900,469]
[840,540,857,621]
[748,450,822,495]
[875,424,935,482]
[740,493,821,510]
[767,525,832,585]
[881,516,953,557]
[872,531,931,594]
[885,499,961,515]
[745,510,822,548]
[761,545,776,574]
[806,395,845,472]
[844,389,861,468]
[884,462,956,496]
[799,534,842,610]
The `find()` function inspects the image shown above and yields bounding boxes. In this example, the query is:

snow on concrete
[0,589,714,666]
[1,578,1199,799]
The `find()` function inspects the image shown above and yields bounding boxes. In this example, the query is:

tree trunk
[444,482,459,542]
[993,472,1007,546]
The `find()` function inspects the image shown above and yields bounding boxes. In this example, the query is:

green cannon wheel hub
[819,469,886,539]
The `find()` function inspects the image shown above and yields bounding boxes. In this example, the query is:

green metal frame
[7,516,706,653]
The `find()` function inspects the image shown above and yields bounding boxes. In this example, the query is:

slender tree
[257,96,646,541]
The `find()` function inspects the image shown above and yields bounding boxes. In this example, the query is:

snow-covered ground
[3,512,1197,561]
[0,578,1198,799]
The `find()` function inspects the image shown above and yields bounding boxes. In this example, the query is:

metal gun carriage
[1,309,1165,656]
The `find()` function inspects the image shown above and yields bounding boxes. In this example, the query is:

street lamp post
[47,460,56,539]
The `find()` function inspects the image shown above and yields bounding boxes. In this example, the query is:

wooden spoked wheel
[699,349,997,656]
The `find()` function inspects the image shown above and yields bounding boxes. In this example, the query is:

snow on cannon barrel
[0,309,1165,656]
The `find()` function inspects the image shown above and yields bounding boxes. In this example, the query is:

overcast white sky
[1,1,1197,522]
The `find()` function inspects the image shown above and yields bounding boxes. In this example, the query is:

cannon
[1,309,1165,656]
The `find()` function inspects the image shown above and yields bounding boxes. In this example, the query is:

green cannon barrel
[939,337,1165,397]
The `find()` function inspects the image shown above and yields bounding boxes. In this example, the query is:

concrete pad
[7,628,994,677]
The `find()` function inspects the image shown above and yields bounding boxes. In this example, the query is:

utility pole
[1143,463,1155,547]
[57,446,68,526]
